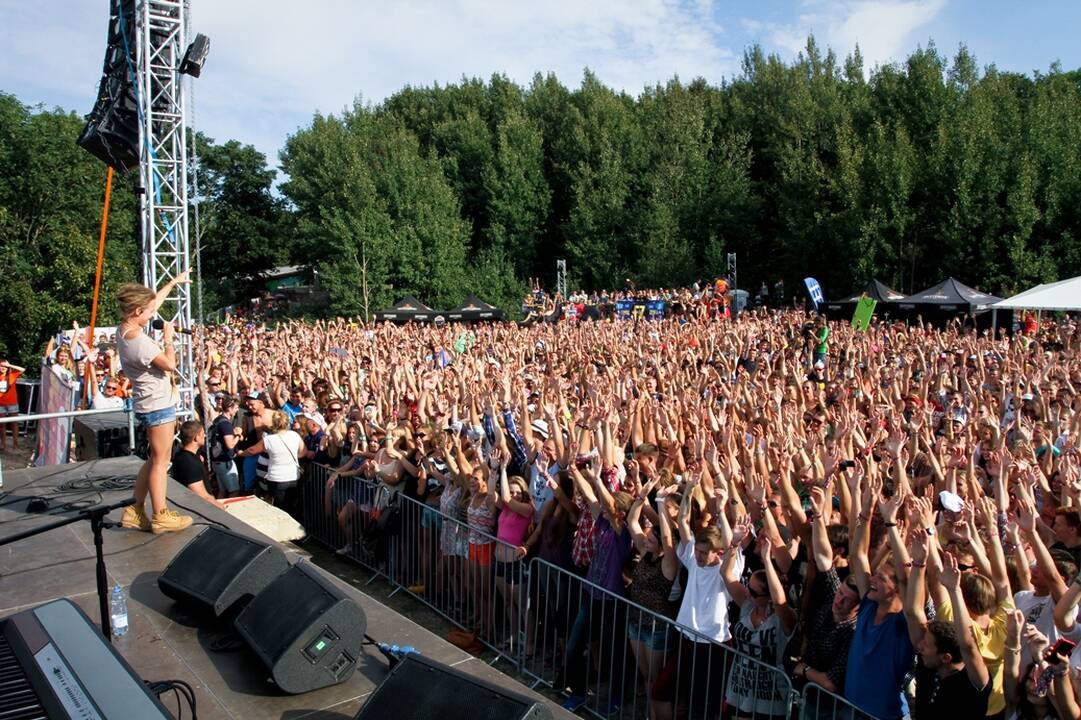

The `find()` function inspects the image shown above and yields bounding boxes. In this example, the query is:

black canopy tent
[896,277,1005,328]
[446,294,506,322]
[897,277,1001,313]
[825,279,905,314]
[373,295,439,324]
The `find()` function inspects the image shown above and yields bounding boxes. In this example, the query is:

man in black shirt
[906,543,991,719]
[172,420,227,510]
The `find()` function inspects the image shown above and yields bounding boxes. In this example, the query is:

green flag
[851,297,877,331]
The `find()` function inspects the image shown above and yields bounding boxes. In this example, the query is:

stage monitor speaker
[353,654,552,720]
[73,410,136,460]
[158,526,290,618]
[234,560,365,694]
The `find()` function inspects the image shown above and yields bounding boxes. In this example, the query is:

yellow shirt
[936,595,1014,716]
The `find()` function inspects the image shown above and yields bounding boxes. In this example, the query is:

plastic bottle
[110,585,129,638]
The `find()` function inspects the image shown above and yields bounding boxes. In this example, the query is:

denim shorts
[627,617,674,651]
[136,405,176,428]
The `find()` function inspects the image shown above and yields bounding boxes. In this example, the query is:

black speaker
[158,526,290,617]
[78,0,140,171]
[354,654,552,720]
[234,560,365,694]
[73,410,138,460]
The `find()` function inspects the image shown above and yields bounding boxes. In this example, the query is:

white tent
[992,276,1081,312]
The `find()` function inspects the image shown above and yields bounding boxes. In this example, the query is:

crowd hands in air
[43,283,1081,718]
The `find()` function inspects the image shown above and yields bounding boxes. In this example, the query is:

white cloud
[188,0,739,164]
[1,1,739,167]
[760,0,947,70]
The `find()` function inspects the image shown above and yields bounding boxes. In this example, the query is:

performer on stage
[116,270,193,534]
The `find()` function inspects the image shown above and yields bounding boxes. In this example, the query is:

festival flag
[851,296,877,331]
[804,277,824,309]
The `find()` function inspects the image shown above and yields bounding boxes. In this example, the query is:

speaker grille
[161,528,265,604]
[357,656,546,720]
[236,566,335,661]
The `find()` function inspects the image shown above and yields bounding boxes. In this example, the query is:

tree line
[1,37,1080,369]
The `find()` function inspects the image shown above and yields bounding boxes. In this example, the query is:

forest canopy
[2,38,1080,369]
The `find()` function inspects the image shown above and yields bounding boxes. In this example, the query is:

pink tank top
[497,508,532,546]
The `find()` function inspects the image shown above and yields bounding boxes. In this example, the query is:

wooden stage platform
[0,457,569,719]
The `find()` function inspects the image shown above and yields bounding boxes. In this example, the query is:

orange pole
[87,166,114,347]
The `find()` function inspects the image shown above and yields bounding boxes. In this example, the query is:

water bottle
[110,585,129,638]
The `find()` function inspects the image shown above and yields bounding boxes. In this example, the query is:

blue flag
[804,277,824,309]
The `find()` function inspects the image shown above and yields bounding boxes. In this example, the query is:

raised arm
[904,533,930,647]
[850,473,880,597]
[942,552,991,689]
[808,485,834,571]
[759,535,797,633]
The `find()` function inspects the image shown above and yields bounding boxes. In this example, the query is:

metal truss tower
[556,259,567,299]
[137,0,194,416]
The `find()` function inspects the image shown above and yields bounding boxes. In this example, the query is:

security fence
[300,464,882,720]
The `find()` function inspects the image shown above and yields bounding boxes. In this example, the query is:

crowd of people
[33,280,1081,719]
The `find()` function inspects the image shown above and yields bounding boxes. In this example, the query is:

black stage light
[179,34,211,78]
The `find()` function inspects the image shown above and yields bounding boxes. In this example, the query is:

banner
[35,363,80,466]
[851,296,877,331]
[804,277,824,309]
[615,299,666,321]
[645,300,666,320]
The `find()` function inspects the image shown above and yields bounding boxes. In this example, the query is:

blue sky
[2,1,1079,172]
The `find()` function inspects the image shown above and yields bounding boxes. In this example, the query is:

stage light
[179,34,211,78]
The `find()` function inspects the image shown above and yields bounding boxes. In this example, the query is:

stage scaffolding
[136,0,194,416]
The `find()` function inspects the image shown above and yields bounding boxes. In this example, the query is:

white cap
[939,490,964,513]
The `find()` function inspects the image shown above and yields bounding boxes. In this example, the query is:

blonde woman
[116,271,193,534]
[237,410,303,508]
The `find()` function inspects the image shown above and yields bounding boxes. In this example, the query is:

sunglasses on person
[208,381,221,387]
[104,384,118,391]
[327,406,343,413]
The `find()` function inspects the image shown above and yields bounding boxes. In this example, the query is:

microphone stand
[0,497,134,642]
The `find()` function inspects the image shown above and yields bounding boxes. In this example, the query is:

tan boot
[151,508,193,534]
[120,505,152,532]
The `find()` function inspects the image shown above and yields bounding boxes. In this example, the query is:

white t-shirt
[676,540,740,643]
[117,330,173,413]
[1014,590,1081,667]
[263,430,302,483]
[92,392,125,410]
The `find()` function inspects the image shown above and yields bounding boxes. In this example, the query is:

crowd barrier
[301,464,881,720]
[799,683,879,720]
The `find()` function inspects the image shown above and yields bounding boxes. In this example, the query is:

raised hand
[940,552,960,589]
[757,533,773,560]
[909,530,930,565]
[878,486,904,523]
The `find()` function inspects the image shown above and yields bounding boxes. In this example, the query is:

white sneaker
[335,543,353,556]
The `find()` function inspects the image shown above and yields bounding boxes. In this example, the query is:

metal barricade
[799,683,880,720]
[301,463,386,576]
[300,467,805,719]
[300,466,531,667]
[390,491,530,667]
[523,556,795,719]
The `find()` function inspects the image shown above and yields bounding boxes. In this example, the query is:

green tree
[0,94,139,370]
[190,132,287,310]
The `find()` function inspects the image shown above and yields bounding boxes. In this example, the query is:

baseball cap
[939,490,964,513]
[531,419,550,439]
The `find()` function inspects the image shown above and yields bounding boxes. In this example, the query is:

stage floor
[0,457,570,719]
